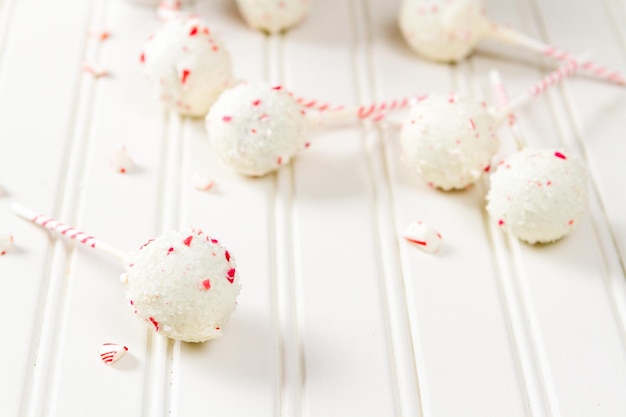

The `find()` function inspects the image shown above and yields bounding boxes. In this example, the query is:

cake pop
[486,149,588,244]
[399,94,498,190]
[206,81,308,176]
[486,70,589,244]
[140,16,234,117]
[236,0,312,34]
[398,0,625,86]
[12,205,241,343]
[399,58,582,190]
[206,81,420,176]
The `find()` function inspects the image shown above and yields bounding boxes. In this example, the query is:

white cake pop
[121,229,240,342]
[399,94,498,190]
[236,0,312,34]
[486,149,588,244]
[398,0,488,63]
[206,81,308,176]
[140,17,234,117]
[12,205,241,343]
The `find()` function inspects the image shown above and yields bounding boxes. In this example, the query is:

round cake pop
[397,0,625,86]
[399,94,499,190]
[206,81,422,176]
[486,149,588,244]
[236,0,312,34]
[140,17,234,117]
[398,0,487,63]
[206,81,308,176]
[121,229,240,342]
[12,205,241,343]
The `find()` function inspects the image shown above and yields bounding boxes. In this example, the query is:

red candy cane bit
[180,69,191,84]
[226,268,236,283]
[498,219,505,226]
[148,317,160,331]
[167,247,174,255]
[189,26,198,36]
[82,62,108,78]
[468,118,476,130]
[183,235,193,247]
[222,115,232,122]
[225,250,231,262]
[200,279,211,290]
[405,238,427,246]
[140,238,155,249]
[89,29,111,41]
[554,151,567,160]
[252,99,261,106]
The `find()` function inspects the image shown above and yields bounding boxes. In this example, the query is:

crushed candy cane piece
[100,343,128,365]
[403,221,442,254]
[110,146,135,174]
[0,234,14,255]
[191,173,215,191]
[88,28,111,41]
[82,62,109,78]
[157,0,182,21]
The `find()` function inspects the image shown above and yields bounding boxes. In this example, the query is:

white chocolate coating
[236,0,312,34]
[206,82,309,177]
[121,229,241,343]
[398,0,488,63]
[400,95,498,190]
[141,17,234,117]
[486,149,588,244]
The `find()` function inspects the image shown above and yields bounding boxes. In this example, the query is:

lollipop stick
[305,94,429,127]
[493,56,583,121]
[490,70,525,150]
[12,204,126,263]
[485,24,626,86]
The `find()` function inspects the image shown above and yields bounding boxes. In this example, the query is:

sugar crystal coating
[486,148,588,244]
[398,0,488,63]
[400,95,498,190]
[206,82,308,176]
[122,229,241,342]
[236,0,312,34]
[141,17,234,117]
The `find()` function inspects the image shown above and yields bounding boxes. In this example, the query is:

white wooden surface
[1,0,625,416]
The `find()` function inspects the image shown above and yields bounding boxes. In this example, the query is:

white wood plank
[362,1,534,416]
[46,2,169,416]
[173,2,279,417]
[280,0,400,416]
[0,0,94,415]
[473,1,626,416]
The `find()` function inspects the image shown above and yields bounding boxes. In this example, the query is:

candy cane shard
[100,343,128,365]
[0,234,14,255]
[403,221,442,254]
[110,145,135,174]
